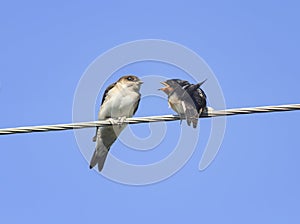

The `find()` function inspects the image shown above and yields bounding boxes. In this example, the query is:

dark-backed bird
[159,78,207,128]
[90,75,143,171]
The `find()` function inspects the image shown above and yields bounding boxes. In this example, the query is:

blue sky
[1,1,300,223]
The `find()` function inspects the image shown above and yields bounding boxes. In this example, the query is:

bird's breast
[168,95,185,114]
[99,89,139,119]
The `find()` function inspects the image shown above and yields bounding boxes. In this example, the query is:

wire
[0,104,299,135]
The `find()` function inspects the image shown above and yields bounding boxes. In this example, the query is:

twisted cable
[0,104,299,135]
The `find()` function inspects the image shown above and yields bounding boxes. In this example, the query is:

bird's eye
[127,76,134,81]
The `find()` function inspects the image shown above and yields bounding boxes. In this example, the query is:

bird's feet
[107,116,127,128]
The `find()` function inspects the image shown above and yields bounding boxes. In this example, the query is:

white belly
[98,91,139,119]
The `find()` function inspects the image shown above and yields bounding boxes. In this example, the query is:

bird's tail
[89,142,109,172]
[90,126,123,171]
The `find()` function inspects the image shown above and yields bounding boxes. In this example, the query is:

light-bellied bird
[90,75,143,171]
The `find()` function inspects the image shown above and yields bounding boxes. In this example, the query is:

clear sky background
[1,1,300,223]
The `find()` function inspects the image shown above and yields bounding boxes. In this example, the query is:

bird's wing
[132,94,141,115]
[184,82,207,115]
[192,88,207,114]
[101,82,117,105]
[92,82,117,142]
[180,99,199,128]
[180,85,204,128]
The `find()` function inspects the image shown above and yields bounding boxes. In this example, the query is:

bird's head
[159,79,189,95]
[118,75,143,91]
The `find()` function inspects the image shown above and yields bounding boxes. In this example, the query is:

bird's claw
[117,116,127,126]
[107,116,127,127]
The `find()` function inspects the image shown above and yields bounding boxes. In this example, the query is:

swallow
[89,75,143,171]
[159,79,207,128]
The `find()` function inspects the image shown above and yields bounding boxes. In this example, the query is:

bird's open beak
[158,81,168,91]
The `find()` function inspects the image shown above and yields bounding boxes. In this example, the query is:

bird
[159,78,207,128]
[89,75,143,171]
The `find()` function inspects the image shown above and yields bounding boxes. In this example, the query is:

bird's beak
[137,80,144,85]
[158,81,168,91]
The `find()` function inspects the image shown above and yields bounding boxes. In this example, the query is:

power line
[0,103,299,135]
